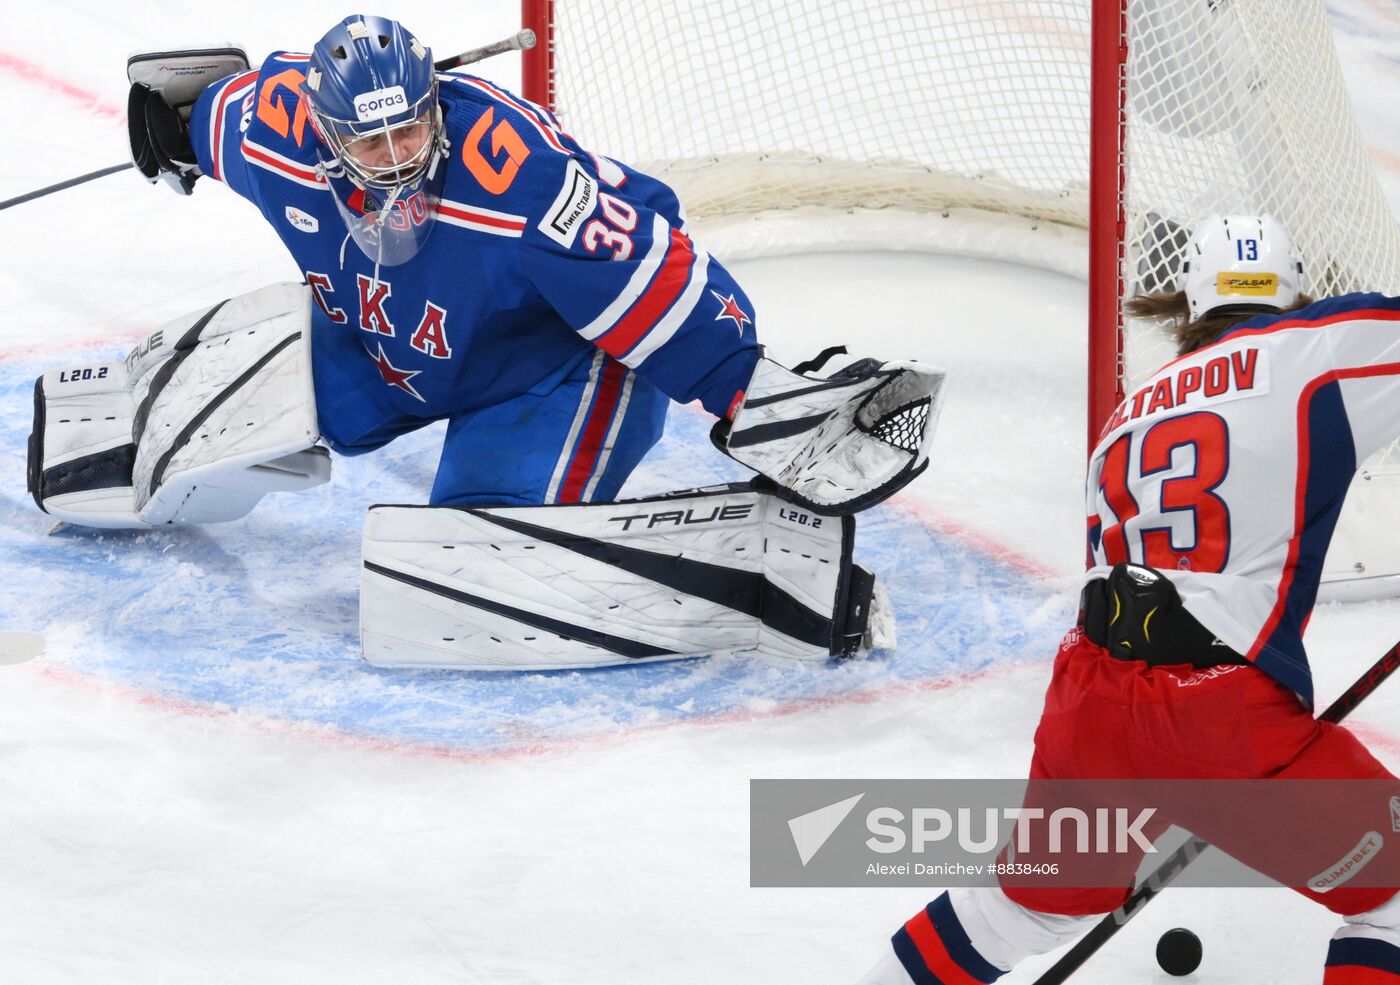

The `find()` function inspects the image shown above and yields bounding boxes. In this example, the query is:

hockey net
[525,0,1091,230]
[523,0,1400,592]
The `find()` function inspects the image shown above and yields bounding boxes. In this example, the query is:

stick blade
[0,632,46,665]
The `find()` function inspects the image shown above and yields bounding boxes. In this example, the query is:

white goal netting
[539,0,1400,379]
[545,0,1091,228]
[1120,0,1400,386]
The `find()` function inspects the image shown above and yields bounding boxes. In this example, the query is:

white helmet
[1181,214,1304,319]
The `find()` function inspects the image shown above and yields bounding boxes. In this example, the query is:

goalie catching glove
[712,347,947,514]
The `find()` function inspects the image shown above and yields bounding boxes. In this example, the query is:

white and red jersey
[1086,293,1400,704]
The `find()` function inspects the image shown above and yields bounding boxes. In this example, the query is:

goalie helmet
[301,15,448,264]
[1181,214,1303,320]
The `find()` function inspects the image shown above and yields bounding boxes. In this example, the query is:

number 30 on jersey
[1090,412,1231,573]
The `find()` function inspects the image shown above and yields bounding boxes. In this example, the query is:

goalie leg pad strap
[360,484,887,670]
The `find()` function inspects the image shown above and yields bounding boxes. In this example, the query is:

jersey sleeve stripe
[437,199,527,237]
[241,139,326,189]
[617,250,711,368]
[577,214,674,341]
[208,70,258,183]
[594,228,698,360]
[453,76,570,154]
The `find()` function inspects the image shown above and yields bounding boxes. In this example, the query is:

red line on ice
[1346,721,1400,766]
[28,657,1039,766]
[0,50,123,120]
[29,658,1398,769]
[886,491,1066,581]
[0,333,143,363]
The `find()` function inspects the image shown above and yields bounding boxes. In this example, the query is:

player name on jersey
[1099,348,1264,440]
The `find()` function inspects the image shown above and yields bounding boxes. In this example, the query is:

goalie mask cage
[521,0,1400,596]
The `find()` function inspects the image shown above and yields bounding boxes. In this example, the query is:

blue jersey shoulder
[436,74,592,221]
[435,73,686,237]
[239,52,321,165]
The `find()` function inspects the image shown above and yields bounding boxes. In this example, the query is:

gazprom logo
[354,85,408,122]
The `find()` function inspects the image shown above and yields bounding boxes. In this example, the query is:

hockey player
[27,16,943,670]
[857,216,1400,984]
[131,15,770,507]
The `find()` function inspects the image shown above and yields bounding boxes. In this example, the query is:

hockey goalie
[25,15,946,672]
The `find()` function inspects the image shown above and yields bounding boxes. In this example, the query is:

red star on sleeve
[710,290,752,333]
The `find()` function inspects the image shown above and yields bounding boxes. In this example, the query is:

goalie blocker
[360,484,895,670]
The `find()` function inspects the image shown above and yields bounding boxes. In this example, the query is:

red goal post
[521,0,554,124]
[1089,0,1128,452]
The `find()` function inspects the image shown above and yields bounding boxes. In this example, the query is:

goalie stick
[1030,637,1400,985]
[0,632,46,665]
[0,29,538,212]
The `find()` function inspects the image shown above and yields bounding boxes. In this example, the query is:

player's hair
[1125,291,1314,354]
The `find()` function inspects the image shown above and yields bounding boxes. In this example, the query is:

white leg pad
[27,361,144,528]
[360,484,888,670]
[28,283,328,528]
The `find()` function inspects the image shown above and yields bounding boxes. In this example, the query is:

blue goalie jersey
[187,55,760,505]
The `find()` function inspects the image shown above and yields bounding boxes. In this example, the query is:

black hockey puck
[1155,927,1202,976]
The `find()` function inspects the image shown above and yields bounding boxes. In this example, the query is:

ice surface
[1,3,1398,983]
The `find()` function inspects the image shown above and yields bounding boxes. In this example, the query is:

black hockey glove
[128,83,200,195]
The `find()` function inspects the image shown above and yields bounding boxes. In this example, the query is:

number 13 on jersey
[1089,412,1232,572]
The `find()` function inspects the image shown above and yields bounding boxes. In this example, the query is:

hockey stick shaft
[0,162,134,211]
[433,29,537,71]
[1,29,536,213]
[1030,638,1400,985]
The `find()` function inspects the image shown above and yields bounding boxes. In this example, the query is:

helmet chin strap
[367,182,408,290]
